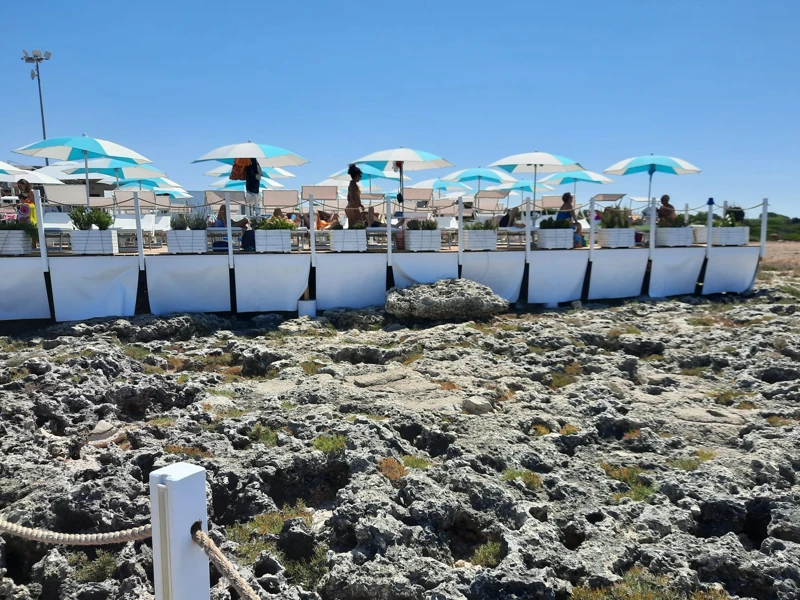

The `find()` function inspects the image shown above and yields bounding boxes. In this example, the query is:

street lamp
[21,49,52,166]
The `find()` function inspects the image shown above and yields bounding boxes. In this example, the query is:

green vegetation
[205,388,235,398]
[164,445,212,459]
[766,416,794,427]
[402,455,432,469]
[470,541,503,568]
[570,567,731,600]
[735,400,758,410]
[669,449,717,471]
[681,367,706,377]
[402,351,424,365]
[249,424,278,446]
[607,325,641,339]
[253,501,311,534]
[0,337,27,352]
[531,424,550,436]
[312,434,346,454]
[780,285,800,299]
[551,362,583,389]
[710,389,747,406]
[301,360,323,375]
[68,550,117,583]
[466,322,495,334]
[147,417,175,427]
[123,345,150,360]
[281,401,297,410]
[601,463,655,503]
[687,316,716,327]
[502,468,542,490]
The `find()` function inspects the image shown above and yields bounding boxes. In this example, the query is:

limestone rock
[385,279,508,320]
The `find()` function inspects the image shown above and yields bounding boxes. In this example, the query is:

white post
[33,190,48,273]
[588,197,596,263]
[525,196,531,264]
[149,463,210,600]
[224,192,234,269]
[723,201,728,218]
[705,198,715,259]
[133,192,145,271]
[308,194,316,268]
[684,203,689,224]
[386,193,393,267]
[648,196,656,259]
[760,198,768,258]
[457,197,464,266]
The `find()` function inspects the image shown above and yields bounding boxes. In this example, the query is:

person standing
[344,164,376,226]
[16,179,37,248]
[244,158,262,211]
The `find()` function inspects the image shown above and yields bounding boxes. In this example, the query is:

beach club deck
[0,189,766,324]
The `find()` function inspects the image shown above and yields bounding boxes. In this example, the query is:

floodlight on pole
[21,49,52,165]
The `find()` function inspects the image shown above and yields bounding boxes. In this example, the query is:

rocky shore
[1,278,799,600]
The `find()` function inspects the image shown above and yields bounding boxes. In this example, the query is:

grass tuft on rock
[710,389,749,406]
[735,400,758,410]
[765,416,794,427]
[570,567,731,599]
[312,433,347,454]
[502,468,542,490]
[68,550,117,583]
[123,345,150,361]
[601,463,655,503]
[378,457,407,481]
[249,424,278,447]
[164,445,212,459]
[681,367,706,377]
[669,449,717,471]
[147,417,175,427]
[402,455,431,469]
[622,429,641,440]
[607,325,641,339]
[559,424,580,436]
[253,500,311,534]
[402,351,424,365]
[531,424,550,436]
[301,360,323,375]
[470,541,503,568]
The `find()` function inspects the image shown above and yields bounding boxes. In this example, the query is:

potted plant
[596,206,634,248]
[693,214,750,246]
[405,219,440,252]
[69,208,118,255]
[330,220,367,252]
[536,217,573,250]
[463,219,498,251]
[167,213,208,254]
[254,216,295,253]
[0,220,37,255]
[655,214,694,247]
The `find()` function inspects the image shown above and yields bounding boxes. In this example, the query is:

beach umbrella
[33,161,110,182]
[441,168,516,192]
[487,180,553,207]
[194,141,308,168]
[538,170,612,207]
[203,164,295,179]
[65,160,166,189]
[153,188,192,199]
[0,161,25,175]
[0,171,65,185]
[604,155,700,208]
[411,179,472,201]
[353,147,453,205]
[490,151,582,215]
[209,178,284,190]
[13,134,152,206]
[116,176,183,190]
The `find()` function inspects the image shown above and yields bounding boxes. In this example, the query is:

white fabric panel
[49,256,139,322]
[527,251,588,305]
[649,248,705,297]
[234,254,310,312]
[588,249,649,300]
[703,247,760,295]
[392,253,458,290]
[0,258,50,320]
[461,252,525,302]
[316,253,387,310]
[146,255,230,314]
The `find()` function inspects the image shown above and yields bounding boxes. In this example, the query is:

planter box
[69,230,119,255]
[536,229,573,250]
[463,230,497,251]
[167,230,208,254]
[331,229,367,252]
[596,228,635,249]
[255,230,291,253]
[0,230,33,255]
[693,226,749,247]
[406,230,441,252]
[655,227,694,247]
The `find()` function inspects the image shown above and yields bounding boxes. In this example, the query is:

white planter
[69,230,119,255]
[596,228,635,249]
[655,227,694,247]
[536,229,573,250]
[298,300,317,317]
[0,230,33,255]
[331,229,367,252]
[255,230,291,253]
[693,226,749,246]
[167,230,208,254]
[406,230,441,252]
[463,230,497,251]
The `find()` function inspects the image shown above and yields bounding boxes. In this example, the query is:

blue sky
[2,0,798,216]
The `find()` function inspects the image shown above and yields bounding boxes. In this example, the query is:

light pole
[21,49,52,166]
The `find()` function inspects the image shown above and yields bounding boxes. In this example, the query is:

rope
[191,523,261,600]
[0,517,151,546]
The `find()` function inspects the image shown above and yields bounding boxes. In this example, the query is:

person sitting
[573,222,586,248]
[214,205,249,229]
[496,206,521,227]
[656,194,676,222]
[344,164,378,226]
[272,207,303,227]
[556,192,578,222]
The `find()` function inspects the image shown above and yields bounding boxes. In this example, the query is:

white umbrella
[0,171,65,185]
[202,164,296,179]
[0,161,26,175]
[353,147,453,205]
[194,141,308,168]
[64,159,166,188]
[537,170,613,208]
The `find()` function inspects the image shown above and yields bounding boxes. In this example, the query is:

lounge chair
[42,212,75,251]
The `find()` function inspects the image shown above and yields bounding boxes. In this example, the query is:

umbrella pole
[84,151,90,208]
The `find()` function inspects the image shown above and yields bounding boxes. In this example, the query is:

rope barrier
[0,517,152,546]
[191,523,261,600]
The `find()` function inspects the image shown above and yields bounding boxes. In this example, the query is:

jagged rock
[462,397,493,415]
[385,279,508,320]
[278,518,316,561]
[324,307,385,331]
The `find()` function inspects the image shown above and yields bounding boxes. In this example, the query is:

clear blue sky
[3,0,798,216]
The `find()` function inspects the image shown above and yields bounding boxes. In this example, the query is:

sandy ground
[762,241,800,275]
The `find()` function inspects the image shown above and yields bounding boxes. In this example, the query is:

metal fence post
[648,196,656,260]
[309,194,316,267]
[588,197,596,263]
[525,197,531,264]
[386,193,393,267]
[760,198,768,258]
[457,197,463,266]
[705,198,715,259]
[133,192,145,271]
[33,190,49,273]
[224,192,234,269]
[149,463,210,600]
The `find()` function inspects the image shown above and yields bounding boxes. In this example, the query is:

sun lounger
[42,212,75,251]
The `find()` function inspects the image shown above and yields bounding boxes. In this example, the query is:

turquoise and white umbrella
[203,164,295,179]
[441,167,516,192]
[490,151,582,214]
[0,161,25,175]
[118,182,191,199]
[353,147,453,202]
[13,134,152,206]
[604,155,700,208]
[0,171,64,185]
[66,160,166,188]
[194,141,308,168]
[411,179,472,200]
[116,176,182,190]
[538,170,612,207]
[210,178,284,190]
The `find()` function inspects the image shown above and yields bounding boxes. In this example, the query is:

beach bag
[230,158,249,181]
[242,230,255,251]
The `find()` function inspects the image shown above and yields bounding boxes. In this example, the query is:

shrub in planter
[69,208,118,255]
[536,217,573,249]
[463,219,498,251]
[655,214,693,247]
[350,221,366,230]
[254,216,295,253]
[597,206,635,248]
[69,207,93,230]
[90,209,114,230]
[331,220,367,252]
[405,219,440,251]
[0,220,37,255]
[167,213,207,254]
